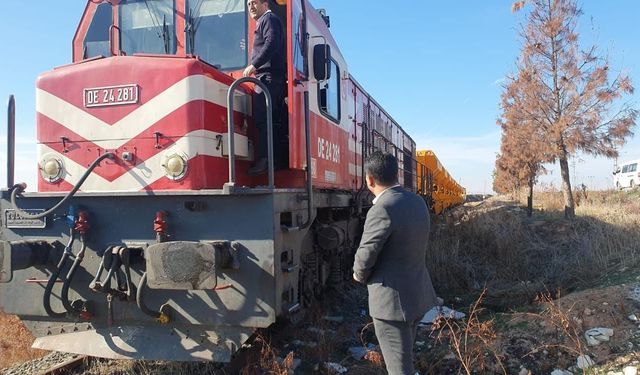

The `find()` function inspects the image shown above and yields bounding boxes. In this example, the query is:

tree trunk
[558,154,575,219]
[527,177,534,217]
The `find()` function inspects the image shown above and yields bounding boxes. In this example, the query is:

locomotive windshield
[186,0,248,70]
[83,3,112,59]
[120,0,177,55]
[80,0,247,68]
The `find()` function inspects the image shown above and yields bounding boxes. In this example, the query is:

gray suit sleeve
[353,205,392,283]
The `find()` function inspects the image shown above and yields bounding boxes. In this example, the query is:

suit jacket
[353,186,438,321]
[251,11,286,78]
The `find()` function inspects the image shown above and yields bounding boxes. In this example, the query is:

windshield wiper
[162,14,170,53]
[186,8,195,52]
[143,0,170,53]
[186,1,206,53]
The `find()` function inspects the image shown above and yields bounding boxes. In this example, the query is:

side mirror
[613,167,620,174]
[313,44,331,81]
[317,9,331,28]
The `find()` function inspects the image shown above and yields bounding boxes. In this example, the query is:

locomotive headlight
[163,154,188,180]
[39,154,64,183]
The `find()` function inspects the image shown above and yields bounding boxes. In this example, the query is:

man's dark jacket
[252,11,286,78]
[353,186,438,321]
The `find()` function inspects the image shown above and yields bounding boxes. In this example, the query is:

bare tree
[495,88,546,216]
[496,125,546,216]
[505,0,637,218]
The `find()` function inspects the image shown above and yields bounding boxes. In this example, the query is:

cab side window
[319,59,340,123]
[84,3,113,59]
[622,165,630,173]
[292,0,306,75]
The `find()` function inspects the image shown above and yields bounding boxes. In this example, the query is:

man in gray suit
[353,151,438,375]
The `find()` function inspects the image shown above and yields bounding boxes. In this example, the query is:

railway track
[39,355,89,375]
[1,337,264,375]
[1,353,88,375]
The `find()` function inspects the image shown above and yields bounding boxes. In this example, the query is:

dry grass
[432,289,506,375]
[356,322,385,371]
[81,359,224,375]
[239,334,296,375]
[532,293,587,360]
[427,190,640,304]
[0,310,48,369]
[230,285,387,374]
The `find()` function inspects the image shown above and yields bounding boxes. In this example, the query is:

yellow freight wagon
[416,150,466,214]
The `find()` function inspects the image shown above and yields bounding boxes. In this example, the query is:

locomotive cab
[53,0,303,193]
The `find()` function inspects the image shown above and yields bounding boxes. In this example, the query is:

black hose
[136,272,162,319]
[43,231,75,318]
[61,236,87,314]
[10,152,115,220]
[102,254,121,292]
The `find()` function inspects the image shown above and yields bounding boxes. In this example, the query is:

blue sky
[0,1,638,193]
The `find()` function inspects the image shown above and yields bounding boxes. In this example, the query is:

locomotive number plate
[4,209,47,229]
[84,84,139,108]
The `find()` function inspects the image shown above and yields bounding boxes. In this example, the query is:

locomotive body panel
[0,188,327,360]
[36,56,255,192]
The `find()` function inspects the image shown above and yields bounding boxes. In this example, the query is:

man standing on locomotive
[353,151,438,375]
[244,0,286,174]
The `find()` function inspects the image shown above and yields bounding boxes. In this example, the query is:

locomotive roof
[349,74,416,148]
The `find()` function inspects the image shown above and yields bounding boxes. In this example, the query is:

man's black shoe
[248,158,268,175]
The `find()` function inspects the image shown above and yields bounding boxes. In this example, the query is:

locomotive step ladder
[225,77,275,193]
[224,79,313,232]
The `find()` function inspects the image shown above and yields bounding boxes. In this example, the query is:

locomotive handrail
[225,77,274,192]
[282,91,314,232]
[109,25,123,56]
[7,95,15,189]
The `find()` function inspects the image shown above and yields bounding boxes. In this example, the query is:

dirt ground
[493,280,640,374]
[0,311,47,369]
[3,281,639,374]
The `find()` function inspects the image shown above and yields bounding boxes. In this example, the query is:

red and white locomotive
[1,0,423,361]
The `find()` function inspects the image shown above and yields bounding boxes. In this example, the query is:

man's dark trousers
[253,73,285,161]
[373,317,421,374]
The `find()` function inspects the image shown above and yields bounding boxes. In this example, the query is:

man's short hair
[365,151,399,186]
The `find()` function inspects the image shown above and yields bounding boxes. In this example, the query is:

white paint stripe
[348,163,362,177]
[38,130,247,192]
[348,139,362,155]
[37,75,251,150]
[308,104,352,132]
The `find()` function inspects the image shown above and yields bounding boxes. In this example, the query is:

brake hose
[137,272,170,323]
[61,235,87,315]
[43,230,75,318]
[10,152,115,220]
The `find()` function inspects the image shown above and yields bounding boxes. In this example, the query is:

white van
[613,159,640,189]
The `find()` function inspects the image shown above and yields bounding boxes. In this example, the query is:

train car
[0,0,431,362]
[416,150,465,214]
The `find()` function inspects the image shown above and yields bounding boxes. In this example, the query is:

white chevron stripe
[36,75,251,150]
[38,130,247,192]
[348,163,362,177]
